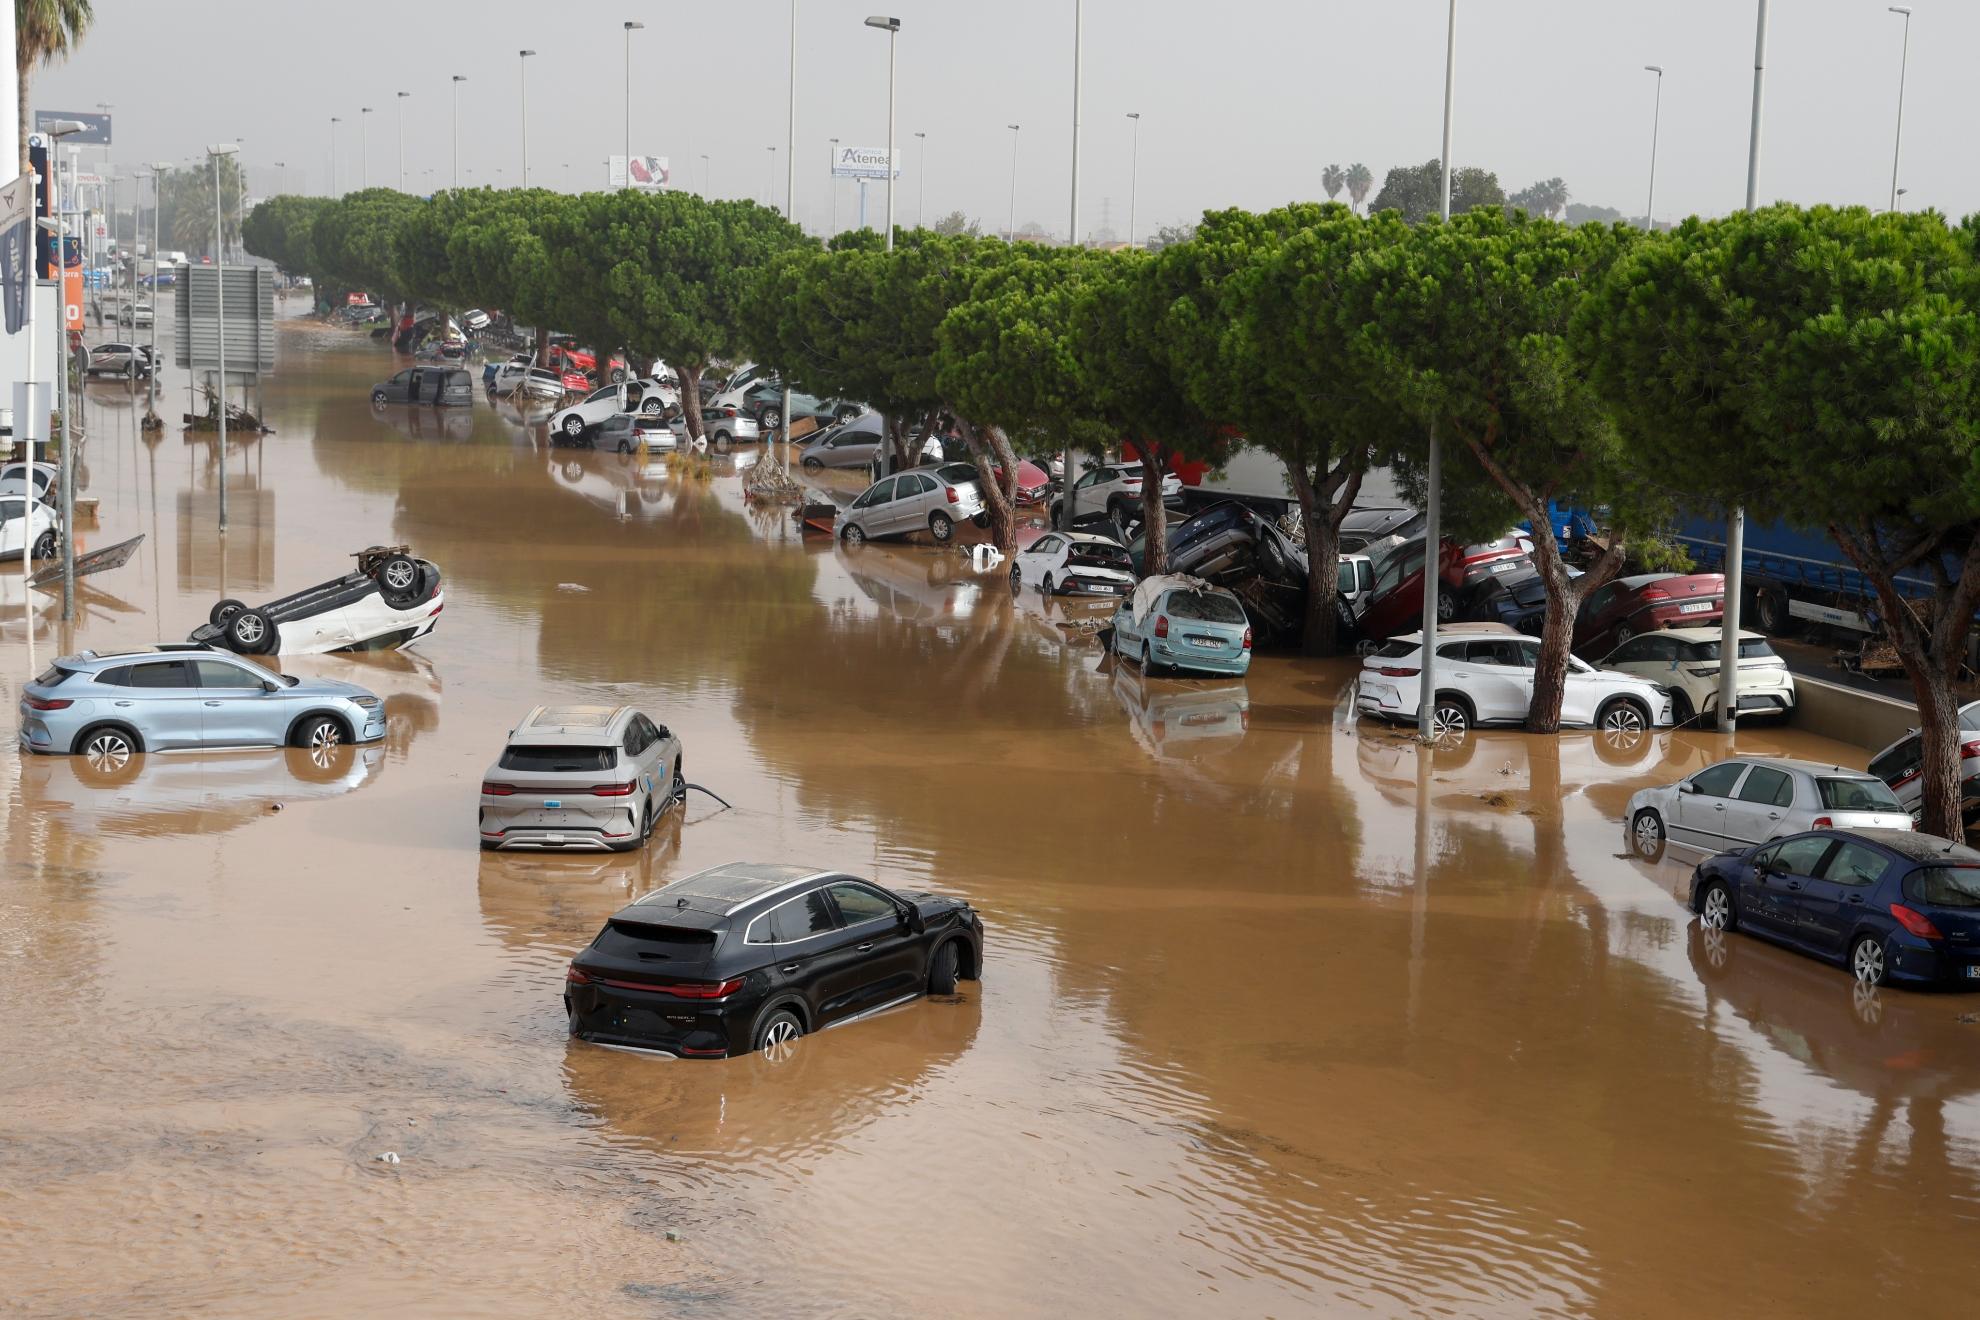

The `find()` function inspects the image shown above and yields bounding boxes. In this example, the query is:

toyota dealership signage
[831,146,900,180]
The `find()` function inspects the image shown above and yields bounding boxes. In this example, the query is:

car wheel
[1429,696,1471,740]
[616,437,632,454]
[928,940,961,995]
[30,531,56,561]
[928,511,954,543]
[1850,934,1888,986]
[712,431,732,454]
[611,368,627,383]
[1754,588,1794,636]
[210,598,247,628]
[1630,809,1667,862]
[1597,698,1649,736]
[1614,623,1634,647]
[74,726,140,782]
[670,759,685,803]
[293,715,344,751]
[842,522,866,547]
[638,803,654,843]
[1042,573,1056,595]
[227,607,276,654]
[1670,689,1696,726]
[1698,880,1737,932]
[754,1008,804,1062]
[836,406,860,423]
[371,389,388,405]
[761,407,782,430]
[562,414,585,439]
[377,554,421,601]
[1009,563,1023,593]
[641,398,663,414]
[802,455,822,473]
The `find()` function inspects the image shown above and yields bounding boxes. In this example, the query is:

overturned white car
[190,546,445,656]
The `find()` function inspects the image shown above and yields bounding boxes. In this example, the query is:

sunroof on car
[527,705,614,728]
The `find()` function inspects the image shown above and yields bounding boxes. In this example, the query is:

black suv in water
[565,862,983,1059]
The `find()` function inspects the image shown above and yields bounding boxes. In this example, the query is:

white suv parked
[1356,624,1674,737]
[1051,461,1184,529]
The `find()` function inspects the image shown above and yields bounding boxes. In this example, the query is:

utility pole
[1417,0,1457,740]
[397,91,410,191]
[452,76,466,189]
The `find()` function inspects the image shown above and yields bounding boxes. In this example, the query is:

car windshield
[498,745,618,773]
[1817,777,1902,811]
[1166,590,1246,624]
[1683,637,1778,661]
[1371,639,1419,660]
[1068,543,1129,569]
[1910,866,1980,908]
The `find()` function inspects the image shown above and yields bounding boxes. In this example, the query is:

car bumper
[565,983,748,1057]
[1147,636,1250,676]
[482,823,639,852]
[1058,576,1132,597]
[1884,932,1980,987]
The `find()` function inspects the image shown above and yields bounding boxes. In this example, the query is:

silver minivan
[840,464,987,545]
[478,704,683,852]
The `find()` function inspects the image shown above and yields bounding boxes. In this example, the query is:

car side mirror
[899,903,924,934]
[262,680,281,693]
[1678,781,1697,794]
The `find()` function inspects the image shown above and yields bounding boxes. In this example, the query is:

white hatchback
[1009,531,1137,597]
[1597,627,1796,723]
[1625,756,1912,861]
[1356,625,1674,737]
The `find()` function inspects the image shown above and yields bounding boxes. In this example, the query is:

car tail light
[679,1045,728,1056]
[720,406,738,417]
[428,601,445,617]
[1378,666,1419,677]
[1810,816,1832,829]
[589,783,636,796]
[659,978,744,999]
[1640,587,1671,601]
[1961,740,1980,760]
[1890,903,1944,940]
[480,781,516,796]
[23,695,71,711]
[565,964,593,985]
[946,485,960,504]
[1242,627,1253,651]
[1155,615,1169,638]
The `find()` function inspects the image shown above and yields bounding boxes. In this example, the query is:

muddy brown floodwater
[4,317,1980,1318]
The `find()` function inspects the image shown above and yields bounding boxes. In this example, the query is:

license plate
[543,799,562,809]
[1967,966,1980,980]
[1679,601,1712,614]
[1188,637,1221,649]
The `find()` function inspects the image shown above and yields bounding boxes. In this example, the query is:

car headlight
[351,696,382,710]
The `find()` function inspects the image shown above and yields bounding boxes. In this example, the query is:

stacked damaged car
[1127,502,1328,648]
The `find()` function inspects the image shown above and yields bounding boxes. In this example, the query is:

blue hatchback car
[18,644,387,771]
[1689,827,1980,988]
[1111,579,1252,678]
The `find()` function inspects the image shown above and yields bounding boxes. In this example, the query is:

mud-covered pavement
[4,320,1979,1318]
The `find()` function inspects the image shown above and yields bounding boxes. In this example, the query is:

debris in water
[664,1230,683,1242]
[1477,792,1513,808]
[269,803,284,812]
[375,1152,401,1164]
[556,583,590,593]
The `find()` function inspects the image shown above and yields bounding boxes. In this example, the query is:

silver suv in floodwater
[17,644,387,770]
[479,704,684,852]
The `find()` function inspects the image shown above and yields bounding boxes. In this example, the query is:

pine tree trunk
[1138,443,1170,576]
[1525,523,1579,733]
[1289,463,1342,656]
[1911,661,1965,841]
[678,363,704,443]
[954,416,1021,554]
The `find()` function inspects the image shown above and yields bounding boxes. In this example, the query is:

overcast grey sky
[30,0,1971,240]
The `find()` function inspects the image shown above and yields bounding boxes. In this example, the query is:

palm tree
[1321,163,1346,204]
[1345,162,1373,214]
[16,0,96,174]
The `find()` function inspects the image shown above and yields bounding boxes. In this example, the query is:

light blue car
[1111,579,1254,677]
[18,644,386,771]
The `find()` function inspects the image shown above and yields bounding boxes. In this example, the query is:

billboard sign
[831,146,900,180]
[607,155,671,190]
[33,110,112,145]
[61,233,82,331]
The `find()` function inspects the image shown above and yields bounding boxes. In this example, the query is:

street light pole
[1005,124,1020,241]
[1069,0,1082,249]
[148,161,167,422]
[397,92,410,191]
[1642,67,1662,231]
[765,146,776,207]
[624,21,644,187]
[783,0,797,472]
[519,51,536,186]
[1417,0,1457,741]
[1887,6,1912,211]
[360,107,372,189]
[914,131,927,228]
[452,76,466,189]
[1125,112,1140,246]
[329,116,339,195]
[863,17,901,251]
[829,138,840,235]
[210,143,239,534]
[700,154,711,195]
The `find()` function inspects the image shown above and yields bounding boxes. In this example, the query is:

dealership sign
[607,155,670,190]
[831,146,899,180]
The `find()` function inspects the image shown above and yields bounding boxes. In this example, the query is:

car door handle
[203,700,222,706]
[856,943,874,953]
[1786,881,1802,890]
[114,700,132,707]
[1846,895,1864,905]
[780,964,800,974]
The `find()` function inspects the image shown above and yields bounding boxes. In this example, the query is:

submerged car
[1867,699,1980,823]
[1626,756,1912,862]
[1689,827,1980,988]
[840,464,986,545]
[1111,575,1253,677]
[798,413,884,471]
[1598,627,1797,724]
[371,366,473,407]
[189,545,444,655]
[478,704,682,852]
[564,861,984,1059]
[549,379,673,441]
[84,341,155,379]
[18,644,386,762]
[1010,530,1137,596]
[669,405,760,453]
[1574,572,1725,656]
[0,493,59,563]
[1355,627,1673,737]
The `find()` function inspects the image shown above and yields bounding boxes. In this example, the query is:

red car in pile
[1357,535,1532,641]
[1573,572,1725,656]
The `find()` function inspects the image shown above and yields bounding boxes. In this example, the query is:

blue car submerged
[1689,827,1980,988]
[1111,577,1252,677]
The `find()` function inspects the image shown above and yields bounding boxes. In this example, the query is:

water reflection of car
[1111,578,1252,677]
[547,450,672,519]
[842,545,989,627]
[19,742,383,828]
[1110,660,1249,760]
[565,862,983,1059]
[1626,757,1911,862]
[1690,827,1980,988]
[478,704,683,852]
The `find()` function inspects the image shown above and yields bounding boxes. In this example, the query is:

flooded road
[5,319,1980,1318]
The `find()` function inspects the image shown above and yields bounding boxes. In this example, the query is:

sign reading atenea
[831,146,900,180]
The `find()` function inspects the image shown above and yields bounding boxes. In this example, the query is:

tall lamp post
[914,130,927,227]
[37,118,86,622]
[863,16,900,250]
[1125,112,1141,246]
[519,51,536,186]
[209,143,240,534]
[1069,0,1082,250]
[765,146,777,207]
[700,154,711,195]
[1887,6,1912,212]
[1416,0,1457,740]
[623,21,644,186]
[359,107,372,188]
[147,160,169,422]
[828,137,840,235]
[1005,124,1020,241]
[1642,66,1663,231]
[451,76,466,189]
[329,116,340,195]
[397,92,410,190]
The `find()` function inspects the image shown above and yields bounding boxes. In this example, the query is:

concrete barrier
[1790,676,1918,753]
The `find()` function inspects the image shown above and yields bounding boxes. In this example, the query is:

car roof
[1394,623,1522,643]
[626,862,835,918]
[509,704,632,743]
[1722,756,1875,779]
[57,643,217,668]
[1654,627,1764,641]
[1063,532,1123,546]
[1838,828,1980,863]
[1615,573,1677,588]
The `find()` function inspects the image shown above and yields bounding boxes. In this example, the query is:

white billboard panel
[607,155,671,190]
[831,146,900,180]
